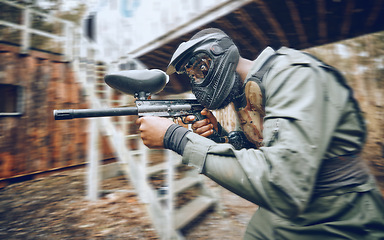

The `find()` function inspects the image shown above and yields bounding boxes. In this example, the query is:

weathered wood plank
[0,44,109,179]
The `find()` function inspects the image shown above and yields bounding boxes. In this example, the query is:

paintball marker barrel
[53,99,204,120]
[54,107,138,120]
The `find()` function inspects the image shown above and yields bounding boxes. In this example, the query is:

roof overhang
[129,0,384,94]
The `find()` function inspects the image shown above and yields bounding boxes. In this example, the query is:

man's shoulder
[275,47,312,66]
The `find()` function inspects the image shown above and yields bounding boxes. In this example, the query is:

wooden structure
[0,45,84,184]
[0,44,117,185]
[129,0,384,94]
[0,0,115,185]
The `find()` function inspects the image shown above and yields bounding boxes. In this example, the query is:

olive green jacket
[182,47,384,239]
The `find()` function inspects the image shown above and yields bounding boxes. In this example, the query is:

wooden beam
[286,0,308,47]
[140,53,168,69]
[253,0,289,46]
[365,0,384,29]
[215,18,257,56]
[235,8,269,47]
[316,0,327,43]
[340,0,355,38]
[129,0,253,58]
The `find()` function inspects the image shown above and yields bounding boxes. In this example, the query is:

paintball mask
[166,30,240,110]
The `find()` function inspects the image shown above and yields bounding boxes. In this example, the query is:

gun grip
[193,112,226,144]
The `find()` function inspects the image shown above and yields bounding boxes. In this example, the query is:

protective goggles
[181,53,212,84]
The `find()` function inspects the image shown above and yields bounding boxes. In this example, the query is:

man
[136,28,384,239]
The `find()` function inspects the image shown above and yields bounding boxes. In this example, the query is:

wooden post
[21,7,31,54]
[63,22,73,62]
[86,117,100,201]
[166,149,175,239]
[137,141,149,202]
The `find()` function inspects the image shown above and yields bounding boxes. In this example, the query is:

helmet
[166,29,240,110]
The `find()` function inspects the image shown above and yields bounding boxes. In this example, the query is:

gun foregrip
[54,109,74,120]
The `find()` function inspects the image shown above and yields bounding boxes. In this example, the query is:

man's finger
[201,108,218,131]
[136,117,143,125]
[200,129,214,138]
[184,115,196,123]
[194,124,214,135]
[192,118,210,128]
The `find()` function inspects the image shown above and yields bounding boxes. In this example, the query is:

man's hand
[136,116,174,148]
[184,108,219,137]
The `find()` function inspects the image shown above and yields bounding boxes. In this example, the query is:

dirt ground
[0,136,382,240]
[0,167,257,240]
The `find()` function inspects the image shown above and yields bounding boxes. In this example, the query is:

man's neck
[236,57,254,83]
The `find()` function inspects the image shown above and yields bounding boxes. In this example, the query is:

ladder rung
[173,176,201,194]
[130,150,144,156]
[173,196,216,230]
[146,159,180,176]
[157,176,201,201]
[125,134,140,139]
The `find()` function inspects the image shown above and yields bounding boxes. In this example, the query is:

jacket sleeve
[182,62,346,218]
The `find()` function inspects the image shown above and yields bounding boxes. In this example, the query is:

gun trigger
[180,117,188,125]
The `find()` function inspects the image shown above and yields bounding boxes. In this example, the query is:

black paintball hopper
[104,69,169,99]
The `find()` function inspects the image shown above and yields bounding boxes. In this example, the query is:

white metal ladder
[75,59,218,239]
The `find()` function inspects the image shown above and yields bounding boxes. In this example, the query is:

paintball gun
[53,69,225,142]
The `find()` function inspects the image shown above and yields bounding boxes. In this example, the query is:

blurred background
[0,0,383,239]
